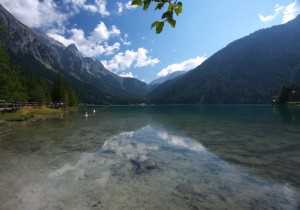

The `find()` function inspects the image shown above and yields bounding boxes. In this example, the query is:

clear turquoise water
[0,105,299,209]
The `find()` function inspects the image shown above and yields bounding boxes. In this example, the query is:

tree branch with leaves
[131,0,183,34]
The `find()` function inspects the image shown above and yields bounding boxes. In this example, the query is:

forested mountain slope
[0,4,148,104]
[148,16,300,104]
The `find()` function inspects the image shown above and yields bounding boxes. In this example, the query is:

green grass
[67,106,79,112]
[0,106,65,121]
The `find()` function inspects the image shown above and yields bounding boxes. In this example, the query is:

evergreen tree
[52,72,66,103]
[276,84,300,105]
[26,77,51,104]
[0,45,27,102]
[277,85,291,105]
[66,86,77,107]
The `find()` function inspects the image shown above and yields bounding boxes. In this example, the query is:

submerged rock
[130,158,158,174]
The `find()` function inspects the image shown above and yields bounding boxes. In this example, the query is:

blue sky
[1,0,299,83]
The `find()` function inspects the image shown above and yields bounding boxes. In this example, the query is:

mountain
[148,71,186,91]
[0,4,148,104]
[148,16,300,104]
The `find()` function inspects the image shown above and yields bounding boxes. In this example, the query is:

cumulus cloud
[119,72,135,78]
[65,0,110,16]
[101,48,159,72]
[0,0,66,29]
[94,0,110,16]
[1,0,159,75]
[157,56,206,77]
[259,0,300,23]
[91,22,120,42]
[47,21,121,57]
[116,1,137,14]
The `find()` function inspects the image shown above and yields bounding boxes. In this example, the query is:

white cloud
[103,42,121,55]
[83,4,98,13]
[102,48,159,72]
[117,2,124,14]
[135,48,159,68]
[64,0,109,16]
[259,1,300,23]
[91,22,120,43]
[47,33,75,46]
[67,0,86,6]
[116,1,137,14]
[95,0,110,16]
[0,0,67,29]
[120,34,132,46]
[282,0,300,23]
[1,0,158,74]
[259,4,285,22]
[119,72,135,78]
[47,21,121,57]
[157,56,206,77]
[259,14,276,22]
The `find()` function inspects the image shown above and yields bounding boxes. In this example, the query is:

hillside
[148,16,300,104]
[148,71,186,92]
[0,4,148,105]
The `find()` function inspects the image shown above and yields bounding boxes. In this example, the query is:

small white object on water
[85,112,88,119]
[93,109,96,114]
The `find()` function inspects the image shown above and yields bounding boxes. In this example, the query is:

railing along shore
[0,100,68,112]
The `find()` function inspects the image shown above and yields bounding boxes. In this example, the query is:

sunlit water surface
[0,105,299,210]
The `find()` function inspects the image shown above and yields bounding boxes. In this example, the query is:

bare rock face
[0,4,149,98]
[0,5,60,69]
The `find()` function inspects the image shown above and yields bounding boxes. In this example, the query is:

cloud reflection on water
[157,131,206,152]
[4,123,298,210]
[102,129,159,161]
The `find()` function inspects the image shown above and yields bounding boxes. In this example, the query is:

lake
[0,105,299,210]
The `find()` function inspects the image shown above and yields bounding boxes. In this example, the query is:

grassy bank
[0,106,66,121]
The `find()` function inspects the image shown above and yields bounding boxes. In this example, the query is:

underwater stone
[130,158,158,174]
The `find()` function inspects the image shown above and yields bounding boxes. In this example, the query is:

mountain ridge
[0,4,148,104]
[148,15,300,104]
[2,3,300,105]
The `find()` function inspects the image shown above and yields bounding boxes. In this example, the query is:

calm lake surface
[0,105,299,210]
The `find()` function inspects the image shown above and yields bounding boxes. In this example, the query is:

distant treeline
[274,84,300,105]
[0,45,77,106]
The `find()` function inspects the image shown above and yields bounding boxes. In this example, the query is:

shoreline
[0,106,78,123]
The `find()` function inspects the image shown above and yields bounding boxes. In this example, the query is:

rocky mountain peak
[66,44,80,55]
[0,4,149,103]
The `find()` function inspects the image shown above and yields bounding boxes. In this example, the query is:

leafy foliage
[132,0,183,34]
